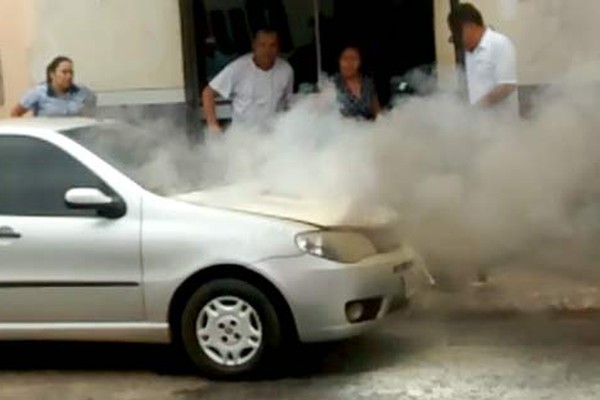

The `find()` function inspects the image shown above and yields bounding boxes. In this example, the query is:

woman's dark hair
[46,56,72,85]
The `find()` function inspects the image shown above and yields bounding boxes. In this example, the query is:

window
[0,136,110,217]
[199,0,313,85]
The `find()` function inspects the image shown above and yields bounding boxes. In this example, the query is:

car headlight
[295,230,377,263]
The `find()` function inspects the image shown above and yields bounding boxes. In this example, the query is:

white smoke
[110,75,600,285]
[96,0,600,283]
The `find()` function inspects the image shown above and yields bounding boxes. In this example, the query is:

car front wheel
[180,279,283,378]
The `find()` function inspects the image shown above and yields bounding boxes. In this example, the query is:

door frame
[179,0,207,139]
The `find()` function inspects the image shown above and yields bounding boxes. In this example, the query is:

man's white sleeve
[209,60,238,100]
[494,38,518,85]
[284,67,294,109]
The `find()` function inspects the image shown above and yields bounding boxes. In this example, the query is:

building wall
[0,0,34,118]
[29,0,185,107]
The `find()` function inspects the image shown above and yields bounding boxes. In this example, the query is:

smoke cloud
[94,0,600,284]
[118,79,600,285]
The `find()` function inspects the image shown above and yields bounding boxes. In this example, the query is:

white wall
[31,0,185,105]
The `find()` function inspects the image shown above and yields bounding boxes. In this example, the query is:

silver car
[0,118,431,378]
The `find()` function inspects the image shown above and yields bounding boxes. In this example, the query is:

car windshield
[63,122,195,195]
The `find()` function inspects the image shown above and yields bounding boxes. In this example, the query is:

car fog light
[345,298,384,323]
[345,302,365,323]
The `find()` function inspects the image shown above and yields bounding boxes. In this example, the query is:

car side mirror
[65,188,126,219]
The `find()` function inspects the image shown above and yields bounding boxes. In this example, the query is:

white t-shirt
[465,28,519,117]
[209,54,294,126]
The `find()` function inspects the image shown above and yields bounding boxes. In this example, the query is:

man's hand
[206,122,222,135]
[478,84,517,107]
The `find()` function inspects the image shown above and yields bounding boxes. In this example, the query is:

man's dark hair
[447,3,484,29]
[254,27,279,40]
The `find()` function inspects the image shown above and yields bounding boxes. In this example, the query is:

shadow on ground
[0,331,424,378]
[175,333,425,400]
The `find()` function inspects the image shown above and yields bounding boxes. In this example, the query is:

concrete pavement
[0,316,600,399]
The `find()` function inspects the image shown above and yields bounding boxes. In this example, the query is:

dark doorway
[325,0,436,106]
[179,0,437,124]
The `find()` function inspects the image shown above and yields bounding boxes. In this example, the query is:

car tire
[179,279,283,378]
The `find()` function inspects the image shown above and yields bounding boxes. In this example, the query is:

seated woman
[11,56,96,118]
[334,46,380,120]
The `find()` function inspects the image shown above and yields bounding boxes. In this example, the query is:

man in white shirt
[448,3,519,117]
[202,29,294,132]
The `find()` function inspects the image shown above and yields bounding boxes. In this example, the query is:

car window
[0,135,111,217]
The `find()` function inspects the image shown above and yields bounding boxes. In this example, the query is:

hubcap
[196,296,263,367]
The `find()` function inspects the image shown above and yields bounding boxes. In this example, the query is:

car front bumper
[255,244,432,343]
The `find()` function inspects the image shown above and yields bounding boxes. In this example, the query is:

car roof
[0,117,105,134]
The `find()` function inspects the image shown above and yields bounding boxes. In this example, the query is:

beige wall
[31,0,185,104]
[0,0,34,118]
[433,0,456,90]
[434,0,600,87]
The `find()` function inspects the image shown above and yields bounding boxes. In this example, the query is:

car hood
[170,184,399,228]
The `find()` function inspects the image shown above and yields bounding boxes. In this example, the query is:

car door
[0,134,144,322]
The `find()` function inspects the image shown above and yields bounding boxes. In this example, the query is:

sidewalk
[409,264,600,320]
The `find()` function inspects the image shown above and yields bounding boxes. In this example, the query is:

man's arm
[202,85,221,132]
[480,36,518,108]
[283,68,294,110]
[202,60,238,133]
[478,84,516,107]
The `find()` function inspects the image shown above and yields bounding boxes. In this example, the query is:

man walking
[448,3,519,117]
[202,28,294,132]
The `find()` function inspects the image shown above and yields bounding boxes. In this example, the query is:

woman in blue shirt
[334,46,381,121]
[11,56,97,118]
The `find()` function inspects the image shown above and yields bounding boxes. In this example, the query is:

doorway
[179,0,437,122]
[324,0,437,106]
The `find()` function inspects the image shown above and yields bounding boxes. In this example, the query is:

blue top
[20,83,97,117]
[334,74,377,120]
